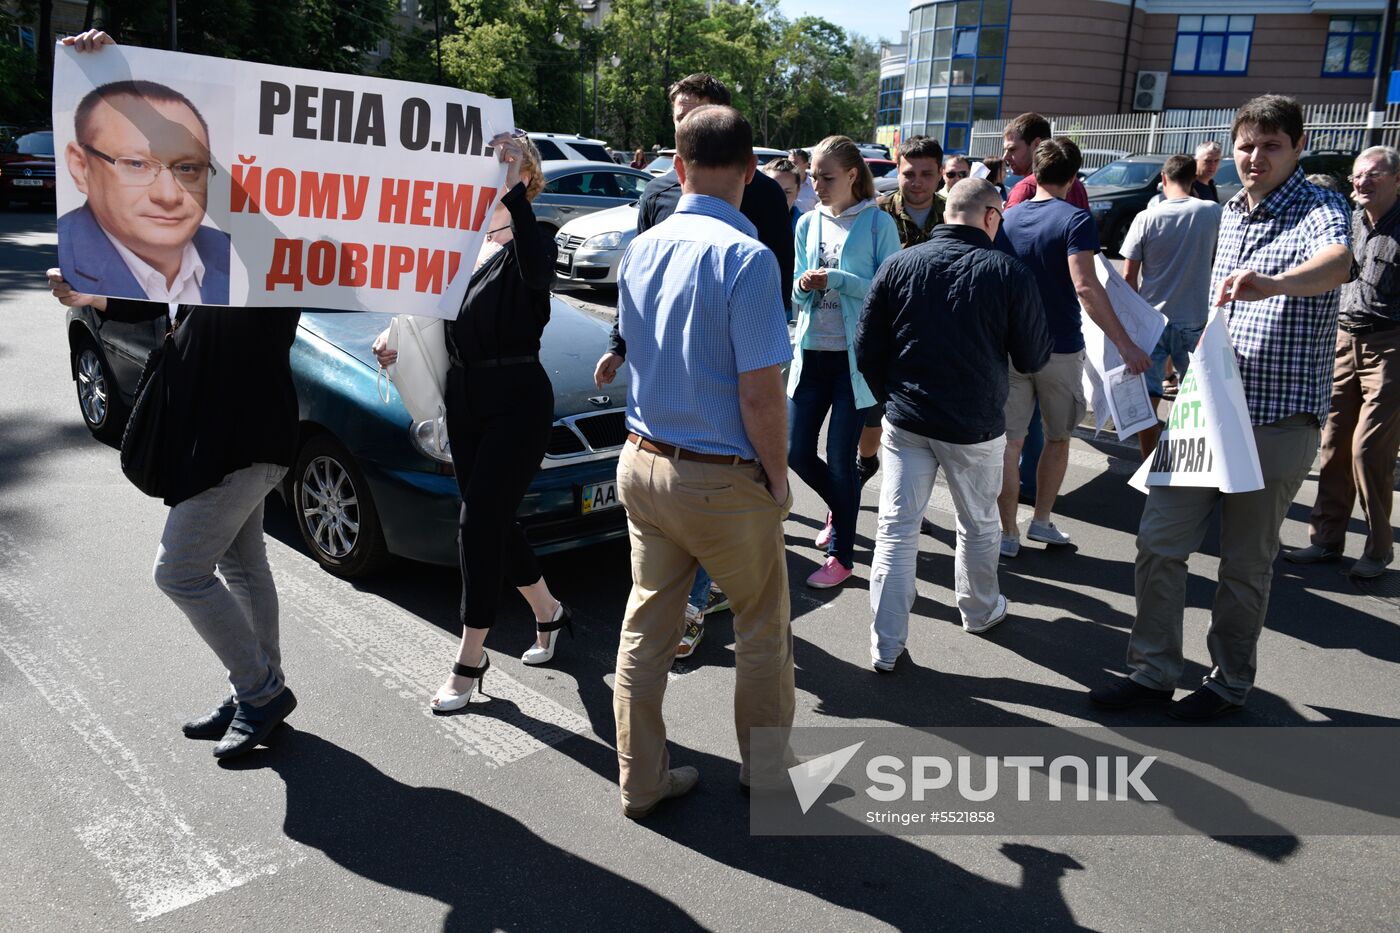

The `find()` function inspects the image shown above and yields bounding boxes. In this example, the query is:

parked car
[644,147,788,176]
[532,160,651,238]
[866,158,897,179]
[0,129,56,209]
[1083,154,1173,255]
[65,299,631,577]
[554,202,639,288]
[526,131,614,163]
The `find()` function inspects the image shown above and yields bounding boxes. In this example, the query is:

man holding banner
[1092,96,1353,720]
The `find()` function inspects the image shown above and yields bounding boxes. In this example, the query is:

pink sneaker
[815,513,834,549]
[806,556,853,589]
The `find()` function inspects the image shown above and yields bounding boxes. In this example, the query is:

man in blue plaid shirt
[1092,96,1353,720]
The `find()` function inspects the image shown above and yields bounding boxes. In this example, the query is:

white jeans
[869,420,1006,662]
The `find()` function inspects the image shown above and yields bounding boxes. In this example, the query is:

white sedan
[553,202,640,288]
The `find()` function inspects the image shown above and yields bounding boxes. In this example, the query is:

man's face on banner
[66,94,212,264]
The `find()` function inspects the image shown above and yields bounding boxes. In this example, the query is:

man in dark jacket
[856,178,1051,670]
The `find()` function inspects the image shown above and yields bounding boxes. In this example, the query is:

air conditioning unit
[1133,71,1167,112]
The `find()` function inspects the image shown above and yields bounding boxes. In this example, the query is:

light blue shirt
[618,193,792,459]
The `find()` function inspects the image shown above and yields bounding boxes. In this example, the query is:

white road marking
[273,556,598,768]
[0,529,300,923]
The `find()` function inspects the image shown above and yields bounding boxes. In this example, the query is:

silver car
[532,161,652,238]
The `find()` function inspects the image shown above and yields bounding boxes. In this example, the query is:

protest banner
[52,43,512,318]
[1129,308,1264,494]
[1080,254,1167,440]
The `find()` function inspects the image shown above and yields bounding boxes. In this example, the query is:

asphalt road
[3,209,1398,932]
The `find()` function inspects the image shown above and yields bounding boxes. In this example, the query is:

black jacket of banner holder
[605,167,795,357]
[855,224,1053,446]
[101,299,301,507]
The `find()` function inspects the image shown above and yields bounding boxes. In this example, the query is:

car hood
[559,202,640,238]
[299,298,626,419]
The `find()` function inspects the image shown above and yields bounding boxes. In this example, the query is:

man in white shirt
[58,79,230,304]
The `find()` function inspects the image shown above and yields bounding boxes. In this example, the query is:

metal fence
[969,103,1400,162]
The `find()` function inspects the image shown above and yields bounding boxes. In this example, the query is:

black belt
[463,354,539,368]
[1339,318,1400,336]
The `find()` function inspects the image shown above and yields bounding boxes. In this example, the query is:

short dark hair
[1162,154,1197,187]
[1231,94,1305,147]
[789,148,810,163]
[675,105,753,170]
[1007,112,1052,147]
[766,157,799,176]
[668,73,731,107]
[75,79,210,146]
[1032,136,1081,186]
[898,135,943,164]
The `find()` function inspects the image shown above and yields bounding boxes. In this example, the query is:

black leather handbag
[119,322,176,498]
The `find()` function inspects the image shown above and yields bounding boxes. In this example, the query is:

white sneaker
[1000,534,1020,558]
[964,595,1009,635]
[1027,519,1071,546]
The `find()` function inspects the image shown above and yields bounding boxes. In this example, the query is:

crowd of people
[45,30,1398,821]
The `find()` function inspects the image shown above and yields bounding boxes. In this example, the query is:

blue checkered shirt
[1213,167,1352,425]
[617,193,792,460]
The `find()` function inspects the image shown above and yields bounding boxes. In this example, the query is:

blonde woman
[373,133,572,712]
[789,136,901,588]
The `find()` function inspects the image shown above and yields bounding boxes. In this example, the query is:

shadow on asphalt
[221,726,708,932]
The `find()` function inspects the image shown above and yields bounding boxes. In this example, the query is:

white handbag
[377,314,449,426]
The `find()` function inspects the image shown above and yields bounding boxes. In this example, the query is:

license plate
[580,480,619,514]
[557,250,574,276]
[12,179,41,187]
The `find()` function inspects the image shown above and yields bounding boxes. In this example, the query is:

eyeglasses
[1349,170,1395,184]
[986,204,1003,224]
[82,143,215,190]
[946,170,969,179]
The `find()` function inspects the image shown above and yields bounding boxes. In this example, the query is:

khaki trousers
[612,441,795,808]
[1309,327,1400,560]
[1128,415,1319,704]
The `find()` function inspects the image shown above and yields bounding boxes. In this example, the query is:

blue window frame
[900,0,1010,155]
[1172,15,1253,75]
[877,75,904,127]
[1322,16,1395,77]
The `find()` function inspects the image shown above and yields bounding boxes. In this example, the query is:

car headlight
[410,415,453,465]
[1088,200,1112,213]
[583,231,624,251]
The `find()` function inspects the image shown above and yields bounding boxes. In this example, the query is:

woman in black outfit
[374,133,571,713]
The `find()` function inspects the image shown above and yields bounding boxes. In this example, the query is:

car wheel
[292,434,391,578]
[72,333,129,443]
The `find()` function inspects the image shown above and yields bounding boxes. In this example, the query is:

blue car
[65,298,630,578]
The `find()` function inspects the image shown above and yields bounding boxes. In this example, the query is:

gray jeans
[1128,415,1319,704]
[870,420,1006,663]
[154,463,288,706]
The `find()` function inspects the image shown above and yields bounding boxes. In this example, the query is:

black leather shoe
[1089,677,1174,709]
[182,695,237,739]
[1167,686,1243,721]
[213,687,298,759]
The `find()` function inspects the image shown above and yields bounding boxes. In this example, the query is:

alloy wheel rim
[76,348,107,426]
[299,455,360,559]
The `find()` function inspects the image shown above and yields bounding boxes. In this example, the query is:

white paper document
[1103,365,1157,439]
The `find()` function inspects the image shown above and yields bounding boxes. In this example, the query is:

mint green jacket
[788,202,902,408]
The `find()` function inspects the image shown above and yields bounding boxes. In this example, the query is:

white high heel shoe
[430,651,490,713]
[522,603,574,665]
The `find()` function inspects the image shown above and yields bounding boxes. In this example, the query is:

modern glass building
[899,0,1011,154]
[895,0,1389,155]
